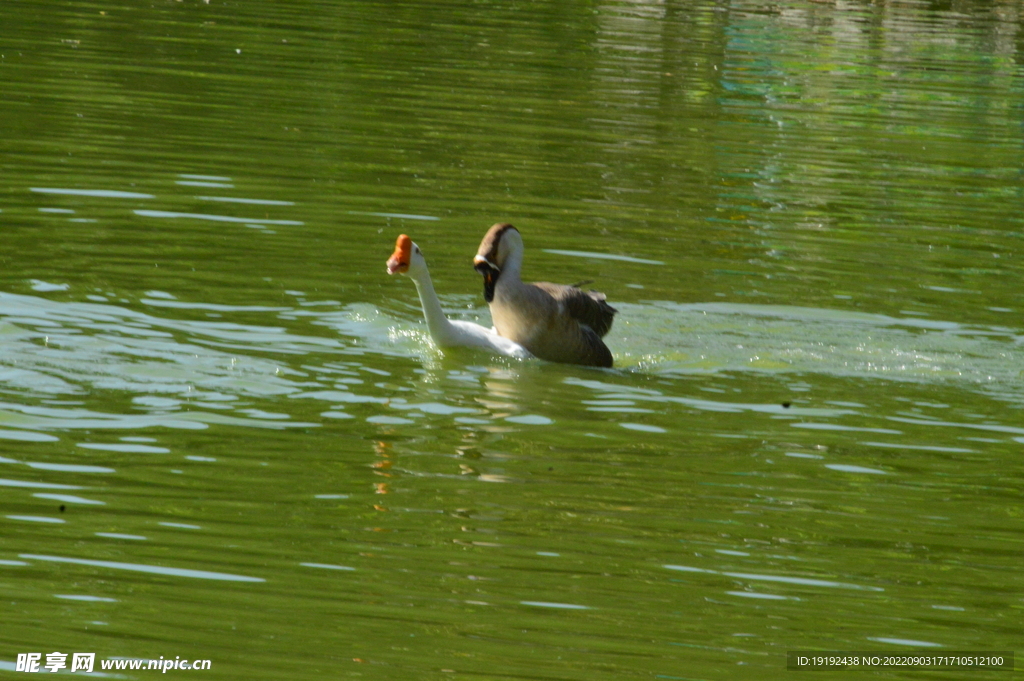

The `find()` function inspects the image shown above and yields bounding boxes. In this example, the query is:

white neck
[407,264,459,345]
[501,235,525,284]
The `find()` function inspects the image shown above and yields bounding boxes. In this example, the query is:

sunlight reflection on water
[5,289,1024,440]
[614,302,1024,395]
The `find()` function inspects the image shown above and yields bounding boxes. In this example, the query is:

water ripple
[21,554,265,582]
[31,187,155,199]
[134,209,302,226]
[665,564,884,592]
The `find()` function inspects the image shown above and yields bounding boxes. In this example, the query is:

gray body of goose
[387,234,532,359]
[472,223,617,368]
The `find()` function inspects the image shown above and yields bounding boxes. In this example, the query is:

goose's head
[473,223,522,302]
[386,234,426,277]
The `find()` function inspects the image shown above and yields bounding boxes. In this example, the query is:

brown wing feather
[577,324,614,367]
[534,282,617,338]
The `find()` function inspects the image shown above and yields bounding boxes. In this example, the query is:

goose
[473,223,617,367]
[386,234,532,359]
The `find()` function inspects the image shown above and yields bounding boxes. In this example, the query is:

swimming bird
[472,223,617,367]
[386,234,532,359]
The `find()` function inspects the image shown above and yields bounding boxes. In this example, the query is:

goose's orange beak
[387,234,412,275]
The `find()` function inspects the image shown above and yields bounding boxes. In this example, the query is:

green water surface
[2,1,1023,679]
